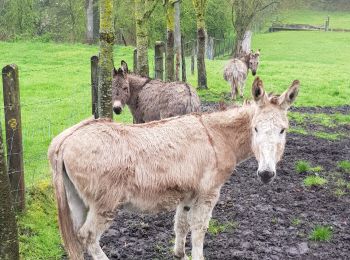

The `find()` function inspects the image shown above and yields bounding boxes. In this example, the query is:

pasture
[0,16,350,260]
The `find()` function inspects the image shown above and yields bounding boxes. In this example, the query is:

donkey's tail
[52,155,84,260]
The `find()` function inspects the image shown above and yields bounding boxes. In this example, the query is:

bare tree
[135,0,160,77]
[164,0,175,81]
[192,0,208,89]
[86,0,94,43]
[174,0,181,81]
[231,0,279,57]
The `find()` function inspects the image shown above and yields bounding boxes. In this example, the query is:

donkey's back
[136,80,201,123]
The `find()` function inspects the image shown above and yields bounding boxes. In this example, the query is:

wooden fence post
[154,41,164,80]
[0,120,19,259]
[191,41,196,75]
[2,64,25,211]
[133,48,137,73]
[181,35,187,82]
[91,55,99,119]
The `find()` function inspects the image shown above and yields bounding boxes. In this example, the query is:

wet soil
[97,105,350,260]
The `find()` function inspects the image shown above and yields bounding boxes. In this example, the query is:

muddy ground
[97,105,350,260]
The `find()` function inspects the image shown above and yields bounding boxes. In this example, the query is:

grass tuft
[208,219,237,235]
[309,225,333,242]
[338,160,350,173]
[296,160,311,173]
[291,218,302,226]
[303,176,327,187]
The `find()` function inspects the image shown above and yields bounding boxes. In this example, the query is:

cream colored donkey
[48,77,299,260]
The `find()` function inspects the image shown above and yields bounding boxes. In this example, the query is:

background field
[0,9,349,259]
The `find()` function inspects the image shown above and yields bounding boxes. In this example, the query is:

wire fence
[0,63,93,212]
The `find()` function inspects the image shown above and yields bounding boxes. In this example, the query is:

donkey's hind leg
[230,80,238,100]
[189,190,220,260]
[174,203,191,259]
[78,205,115,260]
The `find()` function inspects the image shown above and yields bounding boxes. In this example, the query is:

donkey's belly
[121,191,189,214]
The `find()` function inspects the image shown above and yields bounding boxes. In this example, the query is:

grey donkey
[112,61,201,123]
[223,49,260,100]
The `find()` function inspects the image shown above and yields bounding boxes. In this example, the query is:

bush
[303,176,327,187]
[309,225,332,242]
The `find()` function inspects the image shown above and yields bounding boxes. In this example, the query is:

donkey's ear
[121,60,129,73]
[252,77,267,106]
[278,80,300,110]
[113,67,118,77]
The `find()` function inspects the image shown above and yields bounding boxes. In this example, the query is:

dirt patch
[96,106,350,260]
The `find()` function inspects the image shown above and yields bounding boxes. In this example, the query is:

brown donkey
[48,77,299,260]
[223,49,260,100]
[112,60,200,123]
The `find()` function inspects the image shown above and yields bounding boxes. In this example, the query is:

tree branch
[143,0,161,20]
[256,1,279,13]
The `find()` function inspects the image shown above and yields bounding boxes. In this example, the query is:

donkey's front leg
[189,190,220,260]
[174,203,191,259]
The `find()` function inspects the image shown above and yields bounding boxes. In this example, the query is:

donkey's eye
[254,127,258,133]
[280,128,285,134]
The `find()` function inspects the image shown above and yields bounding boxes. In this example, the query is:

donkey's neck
[201,105,255,174]
[127,74,151,106]
[239,54,250,68]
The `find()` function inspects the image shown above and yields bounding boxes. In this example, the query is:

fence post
[181,35,187,82]
[133,48,137,73]
[191,41,195,75]
[0,120,19,259]
[154,41,164,80]
[91,55,99,119]
[2,64,25,211]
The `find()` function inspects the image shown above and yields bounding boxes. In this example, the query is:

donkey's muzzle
[252,70,257,76]
[113,106,122,114]
[258,170,275,184]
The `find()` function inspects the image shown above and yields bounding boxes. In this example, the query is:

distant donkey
[48,77,300,260]
[112,61,201,123]
[223,49,260,100]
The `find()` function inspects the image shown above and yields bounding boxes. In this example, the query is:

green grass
[278,9,350,29]
[338,160,350,173]
[309,225,333,242]
[296,160,311,173]
[303,175,328,187]
[295,160,323,174]
[291,218,302,226]
[18,180,63,258]
[208,219,236,235]
[289,112,350,128]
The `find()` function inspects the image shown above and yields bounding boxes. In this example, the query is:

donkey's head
[251,77,299,184]
[112,60,130,115]
[248,49,260,76]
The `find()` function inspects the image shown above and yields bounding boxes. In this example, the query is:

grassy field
[277,9,350,29]
[0,10,349,259]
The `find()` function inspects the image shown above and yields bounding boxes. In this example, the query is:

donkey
[223,49,260,100]
[112,61,201,123]
[48,77,299,260]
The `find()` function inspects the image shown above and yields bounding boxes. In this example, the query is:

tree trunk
[233,29,250,58]
[93,0,100,42]
[98,0,114,119]
[86,0,94,44]
[193,0,208,89]
[174,0,181,81]
[0,123,19,260]
[154,41,164,80]
[181,35,186,82]
[135,0,149,77]
[165,0,175,82]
